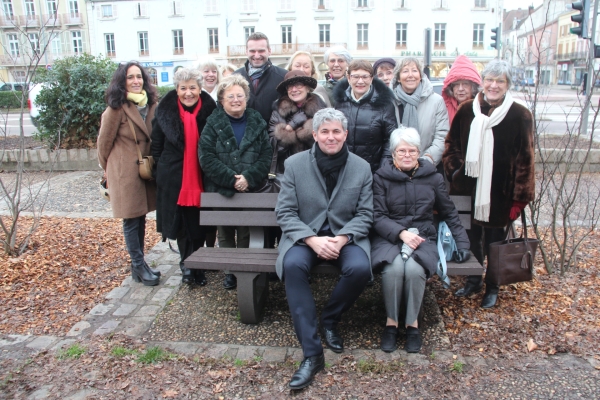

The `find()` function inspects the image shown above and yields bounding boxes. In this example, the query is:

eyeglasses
[225,94,246,101]
[484,78,507,86]
[349,74,372,82]
[395,149,419,157]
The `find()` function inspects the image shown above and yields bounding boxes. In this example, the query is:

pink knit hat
[442,55,482,124]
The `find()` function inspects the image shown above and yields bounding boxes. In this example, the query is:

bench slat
[200,211,277,227]
[449,195,472,212]
[201,193,279,208]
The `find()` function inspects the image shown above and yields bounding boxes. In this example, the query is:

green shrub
[157,85,175,100]
[0,91,24,109]
[34,54,117,149]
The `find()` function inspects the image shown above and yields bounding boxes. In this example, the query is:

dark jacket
[323,78,337,107]
[235,60,288,124]
[151,90,217,240]
[370,159,470,278]
[268,93,327,174]
[442,93,535,228]
[200,107,272,197]
[333,77,397,173]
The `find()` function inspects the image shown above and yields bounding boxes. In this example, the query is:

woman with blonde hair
[197,59,222,101]
[221,63,237,78]
[286,50,331,107]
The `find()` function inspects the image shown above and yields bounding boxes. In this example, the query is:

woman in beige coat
[98,61,159,286]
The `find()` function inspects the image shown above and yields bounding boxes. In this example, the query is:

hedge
[0,91,25,109]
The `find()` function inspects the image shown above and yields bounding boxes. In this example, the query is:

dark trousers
[123,216,146,268]
[177,231,205,269]
[466,223,508,292]
[283,244,371,357]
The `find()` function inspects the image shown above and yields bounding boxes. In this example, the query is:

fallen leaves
[527,339,538,353]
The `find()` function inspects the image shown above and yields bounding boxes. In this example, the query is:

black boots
[131,263,159,286]
[223,273,237,289]
[454,276,484,297]
[288,353,325,390]
[481,285,499,308]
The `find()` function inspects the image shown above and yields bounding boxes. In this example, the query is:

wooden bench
[185,193,483,324]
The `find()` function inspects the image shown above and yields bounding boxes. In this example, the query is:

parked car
[28,84,43,127]
[430,80,443,95]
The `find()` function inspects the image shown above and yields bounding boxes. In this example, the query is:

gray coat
[275,146,374,278]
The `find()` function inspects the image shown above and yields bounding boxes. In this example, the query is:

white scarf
[465,91,514,222]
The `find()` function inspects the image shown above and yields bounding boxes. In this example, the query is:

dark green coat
[200,107,272,197]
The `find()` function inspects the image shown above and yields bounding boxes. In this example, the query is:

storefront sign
[161,72,169,82]
[140,62,174,68]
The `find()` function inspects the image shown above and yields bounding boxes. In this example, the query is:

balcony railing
[41,14,62,26]
[227,42,347,57]
[557,51,587,61]
[63,13,83,25]
[0,15,17,27]
[0,13,65,28]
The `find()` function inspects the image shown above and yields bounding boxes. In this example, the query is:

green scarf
[127,90,148,107]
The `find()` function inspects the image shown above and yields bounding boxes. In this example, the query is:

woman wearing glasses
[200,74,272,290]
[371,127,470,353]
[443,60,535,309]
[333,59,397,173]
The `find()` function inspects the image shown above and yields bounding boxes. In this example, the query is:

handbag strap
[268,136,278,179]
[520,210,529,240]
[126,117,144,164]
[436,222,451,289]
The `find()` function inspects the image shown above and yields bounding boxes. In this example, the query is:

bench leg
[232,271,269,324]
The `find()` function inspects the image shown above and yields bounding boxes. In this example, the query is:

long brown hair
[105,61,157,109]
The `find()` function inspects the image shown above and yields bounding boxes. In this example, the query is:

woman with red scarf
[151,68,217,285]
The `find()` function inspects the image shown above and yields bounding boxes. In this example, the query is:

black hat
[276,70,318,95]
[372,57,396,73]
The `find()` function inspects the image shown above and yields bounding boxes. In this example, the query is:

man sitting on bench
[275,108,373,390]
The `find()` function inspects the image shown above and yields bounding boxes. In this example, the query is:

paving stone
[323,349,343,364]
[39,149,49,163]
[286,348,304,363]
[164,253,180,263]
[145,252,162,262]
[26,336,59,350]
[204,344,230,359]
[27,385,53,399]
[51,339,76,351]
[374,351,393,362]
[89,150,98,161]
[136,305,161,317]
[464,356,490,369]
[89,303,114,316]
[236,346,261,361]
[29,150,39,163]
[105,286,130,300]
[130,286,154,300]
[262,347,287,363]
[68,149,79,161]
[405,352,430,366]
[93,320,121,336]
[155,264,175,275]
[351,349,372,361]
[113,303,138,316]
[122,276,133,286]
[116,317,154,337]
[163,342,201,356]
[432,350,457,363]
[65,389,97,400]
[0,334,31,347]
[67,321,91,337]
[164,276,182,287]
[151,288,174,303]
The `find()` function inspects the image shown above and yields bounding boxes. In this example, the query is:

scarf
[248,62,270,90]
[325,72,337,84]
[314,143,349,197]
[393,82,423,130]
[176,98,203,207]
[465,91,514,222]
[127,90,148,107]
[441,55,482,124]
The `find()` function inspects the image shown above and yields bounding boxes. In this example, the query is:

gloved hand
[454,249,471,263]
[509,201,528,220]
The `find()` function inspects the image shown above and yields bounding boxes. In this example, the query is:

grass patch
[111,346,138,358]
[234,358,247,367]
[357,358,404,374]
[136,346,174,364]
[253,356,263,363]
[449,361,465,373]
[57,343,86,360]
[430,351,436,360]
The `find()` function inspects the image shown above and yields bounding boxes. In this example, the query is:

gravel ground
[42,171,111,213]
[147,271,450,353]
[0,135,45,149]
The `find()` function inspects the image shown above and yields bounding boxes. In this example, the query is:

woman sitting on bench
[370,127,470,354]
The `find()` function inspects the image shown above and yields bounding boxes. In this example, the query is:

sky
[503,0,543,11]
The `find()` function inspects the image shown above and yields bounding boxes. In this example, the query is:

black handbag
[253,137,282,193]
[486,211,539,286]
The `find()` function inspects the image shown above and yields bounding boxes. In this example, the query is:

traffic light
[570,1,589,38]
[490,27,501,49]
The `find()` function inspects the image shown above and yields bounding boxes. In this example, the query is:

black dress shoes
[404,327,422,353]
[481,291,498,308]
[181,267,194,285]
[380,326,398,353]
[193,270,207,286]
[288,353,325,390]
[320,326,343,353]
[223,273,237,290]
[454,279,484,297]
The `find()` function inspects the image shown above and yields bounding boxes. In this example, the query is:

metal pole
[582,1,600,137]
[497,23,502,59]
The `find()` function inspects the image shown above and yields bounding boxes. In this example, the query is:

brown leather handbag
[486,211,538,286]
[252,136,281,193]
[127,118,154,180]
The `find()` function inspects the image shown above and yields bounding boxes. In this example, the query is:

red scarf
[176,98,203,207]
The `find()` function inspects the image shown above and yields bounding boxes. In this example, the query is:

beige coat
[97,101,157,219]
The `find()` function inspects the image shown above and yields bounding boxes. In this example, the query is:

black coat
[151,90,217,240]
[333,77,397,174]
[370,159,470,277]
[235,60,288,124]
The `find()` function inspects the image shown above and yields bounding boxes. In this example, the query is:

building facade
[0,0,90,83]
[87,0,502,86]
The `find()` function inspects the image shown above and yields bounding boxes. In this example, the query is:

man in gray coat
[275,108,373,390]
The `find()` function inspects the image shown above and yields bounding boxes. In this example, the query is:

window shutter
[141,2,148,16]
[97,5,102,18]
[352,0,358,7]
[175,1,182,15]
[442,0,448,8]
[370,0,375,8]
[113,4,118,17]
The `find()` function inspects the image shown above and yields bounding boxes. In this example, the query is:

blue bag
[437,221,458,288]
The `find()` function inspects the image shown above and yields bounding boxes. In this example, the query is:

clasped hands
[305,235,349,260]
[234,175,248,192]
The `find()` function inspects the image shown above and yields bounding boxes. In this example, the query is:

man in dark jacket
[235,32,287,124]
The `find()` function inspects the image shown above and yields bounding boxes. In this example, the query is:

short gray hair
[216,74,250,105]
[197,59,222,84]
[481,59,513,87]
[324,46,353,64]
[390,126,421,153]
[393,57,423,82]
[312,108,348,132]
[174,68,203,89]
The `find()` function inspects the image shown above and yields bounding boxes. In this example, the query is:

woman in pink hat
[442,55,482,125]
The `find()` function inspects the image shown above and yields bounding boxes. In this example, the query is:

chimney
[528,5,534,14]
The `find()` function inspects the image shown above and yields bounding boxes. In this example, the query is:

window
[244,26,254,41]
[473,23,484,48]
[7,33,18,56]
[28,33,40,54]
[101,4,113,18]
[432,0,448,8]
[314,0,331,9]
[357,23,368,49]
[173,29,183,54]
[2,0,13,18]
[50,33,61,54]
[147,67,157,85]
[72,31,83,54]
[396,23,407,48]
[12,70,26,83]
[281,25,292,48]
[46,0,57,15]
[319,24,330,46]
[208,28,218,53]
[105,33,115,57]
[474,0,486,7]
[242,0,255,12]
[206,0,217,12]
[69,0,79,17]
[558,43,563,55]
[135,2,148,17]
[280,0,292,10]
[434,23,446,48]
[138,31,149,56]
[170,1,182,15]
[24,0,35,17]
[357,0,368,7]
[395,0,409,8]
